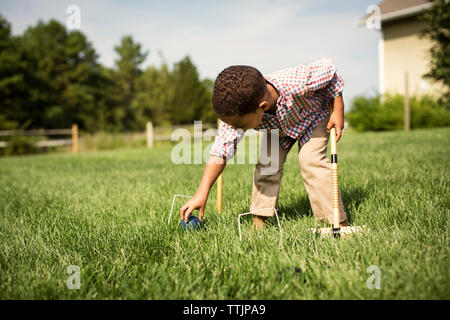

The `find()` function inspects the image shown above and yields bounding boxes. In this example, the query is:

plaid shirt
[210,58,344,160]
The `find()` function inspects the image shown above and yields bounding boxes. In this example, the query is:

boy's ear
[258,100,271,112]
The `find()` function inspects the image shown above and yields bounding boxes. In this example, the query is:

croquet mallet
[309,125,365,237]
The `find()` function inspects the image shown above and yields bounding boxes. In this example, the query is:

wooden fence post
[146,122,154,148]
[404,72,410,131]
[72,124,78,154]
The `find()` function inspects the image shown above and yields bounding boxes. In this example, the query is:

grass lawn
[0,127,449,299]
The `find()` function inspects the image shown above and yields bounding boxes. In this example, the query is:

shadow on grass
[341,186,368,224]
[276,186,368,224]
[278,195,312,221]
[232,186,367,229]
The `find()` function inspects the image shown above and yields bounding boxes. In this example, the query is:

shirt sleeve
[325,71,344,99]
[210,121,245,161]
[304,58,344,98]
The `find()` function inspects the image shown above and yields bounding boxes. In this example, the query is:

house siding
[381,16,441,96]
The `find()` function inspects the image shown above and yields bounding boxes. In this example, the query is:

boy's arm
[180,155,226,222]
[180,122,243,222]
[315,59,344,142]
[326,92,345,142]
[298,59,345,140]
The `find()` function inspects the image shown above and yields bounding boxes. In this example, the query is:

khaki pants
[249,117,346,224]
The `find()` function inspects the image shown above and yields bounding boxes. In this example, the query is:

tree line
[0,15,216,132]
[1,1,448,134]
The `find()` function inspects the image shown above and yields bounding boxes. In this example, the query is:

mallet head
[309,225,367,238]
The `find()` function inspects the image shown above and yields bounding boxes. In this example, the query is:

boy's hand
[326,94,344,142]
[326,110,344,142]
[180,193,207,222]
[179,155,226,223]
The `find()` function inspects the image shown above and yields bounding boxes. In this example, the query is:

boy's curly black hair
[212,65,267,116]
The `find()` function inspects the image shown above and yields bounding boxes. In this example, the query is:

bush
[346,93,450,131]
[0,135,43,156]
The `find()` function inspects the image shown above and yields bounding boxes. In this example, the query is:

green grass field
[0,127,449,299]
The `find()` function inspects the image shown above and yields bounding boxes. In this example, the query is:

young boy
[180,58,349,229]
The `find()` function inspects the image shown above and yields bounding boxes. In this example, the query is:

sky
[0,0,382,107]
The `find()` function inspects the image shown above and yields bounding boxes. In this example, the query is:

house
[360,0,441,96]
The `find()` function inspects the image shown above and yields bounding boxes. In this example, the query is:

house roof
[377,0,430,15]
[357,0,433,26]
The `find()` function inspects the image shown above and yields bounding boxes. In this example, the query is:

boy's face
[219,106,265,132]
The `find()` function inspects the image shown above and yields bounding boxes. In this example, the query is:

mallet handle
[330,127,340,229]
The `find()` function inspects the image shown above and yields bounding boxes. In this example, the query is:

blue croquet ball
[180,215,201,231]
